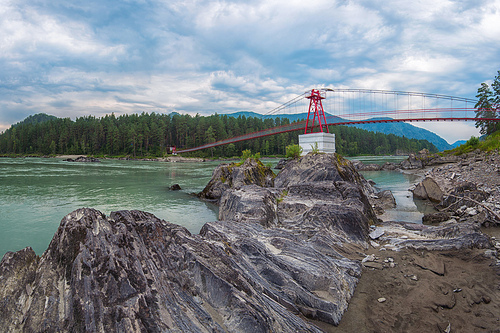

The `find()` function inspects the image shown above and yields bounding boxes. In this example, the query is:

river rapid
[1,156,430,257]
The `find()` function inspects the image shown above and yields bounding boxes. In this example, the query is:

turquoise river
[0,156,429,258]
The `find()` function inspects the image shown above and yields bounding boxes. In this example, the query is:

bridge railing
[177,120,307,153]
[177,106,500,153]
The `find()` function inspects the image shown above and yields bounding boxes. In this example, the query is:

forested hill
[228,111,453,151]
[0,112,438,157]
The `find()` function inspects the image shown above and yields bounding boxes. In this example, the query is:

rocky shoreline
[344,150,500,332]
[1,152,499,332]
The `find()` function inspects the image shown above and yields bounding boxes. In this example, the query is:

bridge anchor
[299,89,336,155]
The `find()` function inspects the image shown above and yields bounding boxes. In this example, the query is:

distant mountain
[226,111,453,151]
[350,121,452,151]
[451,140,467,148]
[14,113,58,127]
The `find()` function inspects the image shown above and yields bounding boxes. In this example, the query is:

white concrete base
[299,132,336,156]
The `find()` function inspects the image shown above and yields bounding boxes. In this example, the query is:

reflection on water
[351,156,436,223]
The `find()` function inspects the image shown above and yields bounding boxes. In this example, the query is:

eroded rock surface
[0,207,364,332]
[198,158,275,202]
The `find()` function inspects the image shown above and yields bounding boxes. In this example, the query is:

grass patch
[450,131,500,155]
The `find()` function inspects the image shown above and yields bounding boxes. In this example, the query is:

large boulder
[198,158,275,202]
[215,154,377,249]
[412,177,444,202]
[369,190,397,215]
[0,208,362,331]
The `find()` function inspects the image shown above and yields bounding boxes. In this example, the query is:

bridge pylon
[304,89,329,134]
[300,89,335,155]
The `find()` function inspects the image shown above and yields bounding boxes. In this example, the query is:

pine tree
[474,82,496,135]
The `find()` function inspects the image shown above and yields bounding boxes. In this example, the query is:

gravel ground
[422,150,500,225]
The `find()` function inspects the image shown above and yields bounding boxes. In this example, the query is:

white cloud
[0,3,125,61]
[411,121,481,144]
[1,0,500,145]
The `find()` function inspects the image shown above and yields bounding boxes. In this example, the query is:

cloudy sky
[1,0,499,143]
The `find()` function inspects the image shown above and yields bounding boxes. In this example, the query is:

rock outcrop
[371,220,492,251]
[198,158,275,202]
[0,207,363,332]
[64,156,101,162]
[218,153,377,256]
[0,154,378,332]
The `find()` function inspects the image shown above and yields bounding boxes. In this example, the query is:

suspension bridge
[177,88,499,153]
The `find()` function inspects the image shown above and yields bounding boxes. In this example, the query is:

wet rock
[169,184,181,190]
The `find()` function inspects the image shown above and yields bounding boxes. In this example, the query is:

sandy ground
[324,154,500,333]
[326,237,500,333]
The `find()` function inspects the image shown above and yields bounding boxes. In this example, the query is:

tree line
[475,70,500,135]
[0,112,437,157]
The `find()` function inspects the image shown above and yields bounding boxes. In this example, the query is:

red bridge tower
[304,89,329,134]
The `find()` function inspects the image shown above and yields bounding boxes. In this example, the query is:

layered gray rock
[64,156,101,162]
[274,153,367,189]
[198,158,275,202]
[370,190,396,215]
[399,154,423,169]
[422,212,451,224]
[0,207,363,332]
[218,185,279,227]
[371,220,492,252]
[441,182,489,209]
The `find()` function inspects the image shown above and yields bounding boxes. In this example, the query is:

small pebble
[378,297,386,303]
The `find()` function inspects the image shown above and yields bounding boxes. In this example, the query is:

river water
[0,156,430,257]
[348,156,435,223]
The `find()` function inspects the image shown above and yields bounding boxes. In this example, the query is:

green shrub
[286,144,302,159]
[310,142,319,154]
[466,136,479,147]
[240,150,261,163]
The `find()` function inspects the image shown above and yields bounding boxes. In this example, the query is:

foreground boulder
[0,208,361,332]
